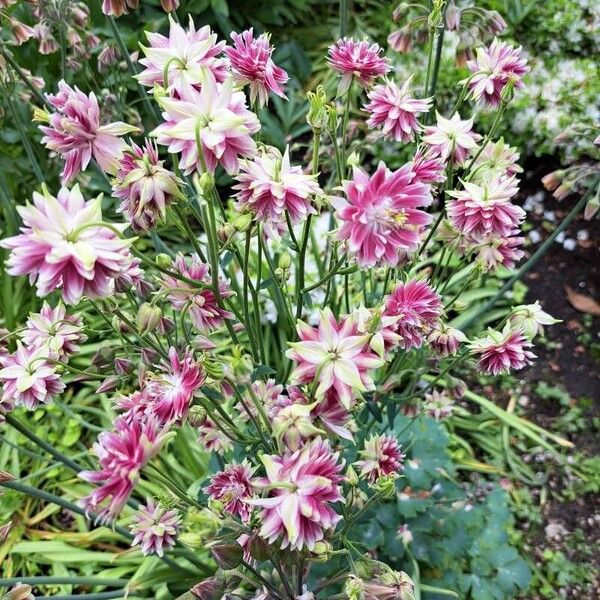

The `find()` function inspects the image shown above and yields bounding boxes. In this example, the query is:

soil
[513,160,600,599]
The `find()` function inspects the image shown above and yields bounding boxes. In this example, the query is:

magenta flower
[0,344,64,410]
[286,308,384,409]
[471,327,535,375]
[422,113,481,166]
[383,280,441,350]
[79,418,167,521]
[466,40,528,107]
[20,302,86,361]
[135,348,205,426]
[234,146,321,229]
[138,15,226,95]
[159,254,233,331]
[356,434,405,483]
[40,81,138,183]
[204,460,255,523]
[153,74,260,175]
[250,437,344,551]
[0,186,134,305]
[333,163,433,268]
[113,140,182,231]
[364,78,432,142]
[130,499,181,556]
[447,177,524,237]
[472,231,524,271]
[409,147,447,185]
[328,38,390,93]
[427,323,467,357]
[224,28,289,107]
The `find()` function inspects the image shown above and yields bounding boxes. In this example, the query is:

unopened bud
[95,376,120,394]
[373,474,397,498]
[190,576,226,600]
[326,104,338,133]
[233,212,253,232]
[114,357,134,375]
[217,223,235,243]
[311,540,332,562]
[278,252,292,270]
[188,405,207,427]
[156,253,172,269]
[347,151,360,168]
[32,107,50,123]
[306,85,328,131]
[136,302,162,334]
[346,465,359,486]
[2,583,34,600]
[0,471,15,483]
[204,359,224,380]
[210,543,243,570]
[141,348,159,364]
[0,521,12,543]
[248,531,271,561]
[199,172,215,194]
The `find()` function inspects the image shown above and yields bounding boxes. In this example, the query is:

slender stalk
[0,577,126,587]
[243,229,260,362]
[172,203,208,263]
[339,0,349,38]
[0,47,50,107]
[340,81,353,177]
[462,174,600,328]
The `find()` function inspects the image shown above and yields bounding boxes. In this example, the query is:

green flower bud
[278,252,292,270]
[188,405,207,427]
[204,359,225,380]
[136,302,163,335]
[156,253,172,269]
[372,474,398,499]
[347,151,360,168]
[346,465,359,486]
[199,172,215,194]
[307,85,329,131]
[233,212,253,232]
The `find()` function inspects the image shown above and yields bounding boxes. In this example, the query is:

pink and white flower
[327,38,390,93]
[0,186,134,305]
[40,81,138,183]
[424,389,454,420]
[286,308,384,409]
[159,254,233,331]
[79,418,166,520]
[427,323,467,357]
[101,0,138,17]
[0,344,64,410]
[152,74,260,175]
[204,460,255,523]
[509,302,559,340]
[138,15,226,95]
[422,113,481,166]
[197,416,233,454]
[465,40,528,107]
[250,437,344,551]
[471,231,525,271]
[130,499,181,557]
[470,326,535,375]
[409,146,447,185]
[224,29,289,107]
[383,280,441,350]
[447,177,524,237]
[333,163,433,268]
[234,146,321,230]
[113,140,182,231]
[20,302,86,361]
[356,434,405,483]
[364,78,432,143]
[469,138,522,182]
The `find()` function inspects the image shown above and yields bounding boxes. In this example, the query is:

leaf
[565,286,600,316]
[251,364,276,382]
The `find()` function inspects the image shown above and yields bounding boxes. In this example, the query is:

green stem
[339,0,349,38]
[172,203,208,263]
[243,229,260,362]
[0,577,126,587]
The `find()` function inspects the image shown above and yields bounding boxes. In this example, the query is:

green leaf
[251,364,277,382]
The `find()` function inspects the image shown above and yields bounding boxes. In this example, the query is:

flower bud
[388,27,411,53]
[445,1,461,30]
[233,212,253,232]
[278,252,292,270]
[204,359,224,380]
[311,540,332,562]
[161,0,180,10]
[248,531,271,561]
[306,85,328,131]
[372,474,397,499]
[188,405,207,427]
[141,348,159,364]
[136,302,162,334]
[190,576,226,600]
[210,543,243,570]
[157,316,176,334]
[95,376,119,394]
[347,151,360,168]
[326,104,338,133]
[392,3,409,21]
[0,521,12,543]
[346,465,359,486]
[199,172,215,194]
[32,107,50,123]
[2,583,34,600]
[114,357,134,375]
[217,223,236,243]
[0,471,15,483]
[155,253,172,269]
[584,193,600,220]
[345,576,366,600]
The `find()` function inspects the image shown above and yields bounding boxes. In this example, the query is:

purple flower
[204,461,255,523]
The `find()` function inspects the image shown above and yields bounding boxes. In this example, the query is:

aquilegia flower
[356,434,405,483]
[250,437,344,551]
[79,418,167,521]
[447,177,524,237]
[130,499,181,557]
[0,344,65,410]
[101,0,138,17]
[465,39,528,107]
[204,460,255,523]
[469,138,522,182]
[422,112,481,166]
[0,186,134,305]
[138,15,226,95]
[509,302,559,340]
[139,348,205,426]
[409,146,447,185]
[20,302,86,361]
[40,81,138,183]
[196,415,233,454]
[471,231,525,271]
[327,38,390,93]
[286,308,384,409]
[364,78,432,143]
[158,254,234,331]
[424,389,454,420]
[113,139,182,231]
[383,279,441,350]
[427,323,467,357]
[224,29,289,107]
[333,163,433,268]
[234,146,321,230]
[470,326,535,375]
[152,74,260,175]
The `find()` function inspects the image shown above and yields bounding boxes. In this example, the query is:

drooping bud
[1,583,34,600]
[248,530,271,561]
[136,302,162,334]
[190,576,226,600]
[95,376,120,394]
[306,85,328,131]
[156,253,172,269]
[188,405,207,427]
[114,357,134,375]
[210,543,243,570]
